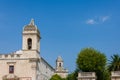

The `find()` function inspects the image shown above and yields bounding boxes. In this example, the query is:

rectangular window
[9,65,14,73]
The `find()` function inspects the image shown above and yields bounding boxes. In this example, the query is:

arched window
[27,38,32,50]
[59,63,61,67]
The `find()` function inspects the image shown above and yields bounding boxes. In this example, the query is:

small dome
[23,19,40,34]
[56,56,63,62]
[24,25,37,31]
[24,19,37,31]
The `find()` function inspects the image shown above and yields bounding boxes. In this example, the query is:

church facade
[0,19,68,80]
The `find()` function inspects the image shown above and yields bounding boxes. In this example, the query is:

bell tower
[56,56,64,70]
[55,56,68,78]
[22,19,41,53]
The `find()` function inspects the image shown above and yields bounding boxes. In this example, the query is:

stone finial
[29,19,35,25]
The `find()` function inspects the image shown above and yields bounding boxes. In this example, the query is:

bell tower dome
[22,19,41,53]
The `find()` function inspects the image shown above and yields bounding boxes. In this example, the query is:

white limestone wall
[37,58,54,80]
[55,72,68,78]
[0,58,8,80]
[22,34,39,51]
[22,50,40,59]
[0,49,55,80]
[0,55,37,80]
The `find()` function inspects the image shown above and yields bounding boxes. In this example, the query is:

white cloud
[86,19,96,24]
[86,16,110,25]
[101,16,109,22]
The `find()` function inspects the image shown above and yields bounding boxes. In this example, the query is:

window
[59,63,61,67]
[9,65,14,73]
[27,38,32,50]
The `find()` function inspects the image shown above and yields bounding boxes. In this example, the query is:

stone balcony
[111,71,120,80]
[78,72,96,80]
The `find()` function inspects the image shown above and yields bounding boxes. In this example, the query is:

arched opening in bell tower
[27,38,32,50]
[59,63,62,67]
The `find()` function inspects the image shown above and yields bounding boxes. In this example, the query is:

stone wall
[78,72,96,80]
[111,71,120,80]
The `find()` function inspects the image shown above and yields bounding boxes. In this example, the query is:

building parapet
[0,54,21,59]
[111,71,120,78]
[0,50,23,59]
[55,69,68,73]
[78,72,96,80]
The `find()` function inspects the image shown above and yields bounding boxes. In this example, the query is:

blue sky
[0,0,120,72]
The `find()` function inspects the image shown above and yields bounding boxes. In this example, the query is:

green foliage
[102,69,110,80]
[66,69,78,80]
[50,74,64,80]
[67,73,76,80]
[108,54,120,71]
[76,47,107,80]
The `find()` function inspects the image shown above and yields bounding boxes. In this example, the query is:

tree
[67,72,76,80]
[108,54,120,71]
[50,74,63,80]
[102,68,110,80]
[76,47,107,80]
[66,69,79,80]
